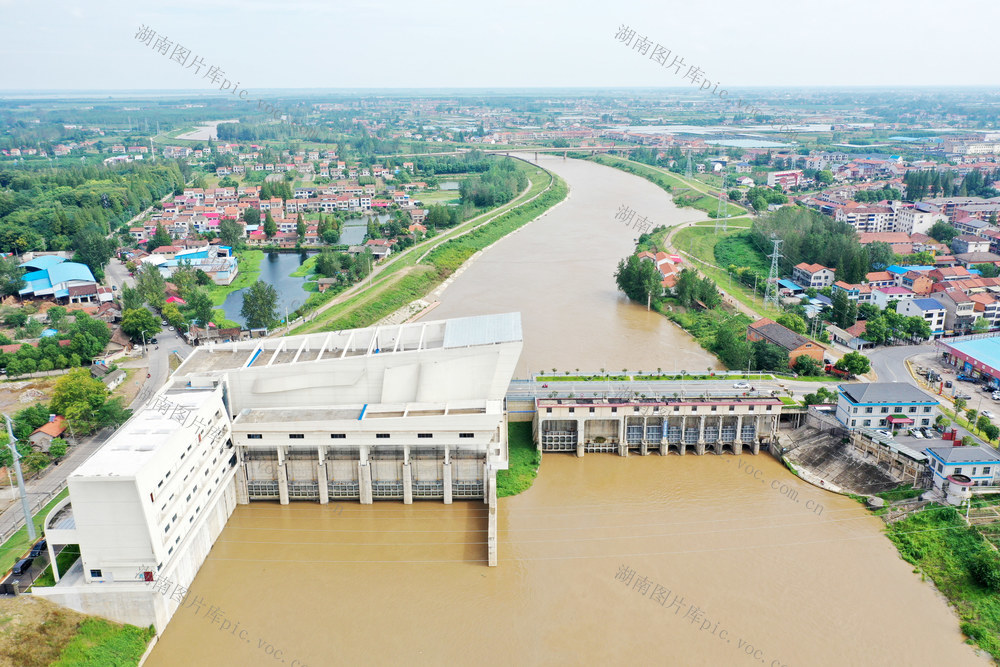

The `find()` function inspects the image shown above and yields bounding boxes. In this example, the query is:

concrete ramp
[783,426,899,496]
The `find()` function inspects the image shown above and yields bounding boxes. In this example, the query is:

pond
[221,252,314,326]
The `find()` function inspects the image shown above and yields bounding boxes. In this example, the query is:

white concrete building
[34,313,523,629]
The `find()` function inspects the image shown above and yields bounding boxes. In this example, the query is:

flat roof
[942,337,1000,374]
[71,390,215,478]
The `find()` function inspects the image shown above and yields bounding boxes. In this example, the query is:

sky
[0,0,996,92]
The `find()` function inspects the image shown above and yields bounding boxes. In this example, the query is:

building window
[850,419,856,426]
[955,468,962,474]
[459,433,474,438]
[921,419,929,426]
[880,407,889,414]
[865,407,873,414]
[923,407,932,413]
[711,406,717,412]
[546,408,552,413]
[289,434,304,439]
[418,433,433,439]
[729,406,735,411]
[863,419,870,426]
[90,569,102,578]
[984,467,991,475]
[908,407,916,413]
[247,434,262,440]
[376,433,390,439]
[331,434,346,439]
[611,407,617,413]
[634,407,640,413]
[568,407,574,413]
[766,406,772,411]
[589,407,595,413]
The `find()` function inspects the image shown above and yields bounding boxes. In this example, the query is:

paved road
[122,333,194,409]
[507,376,840,402]
[867,342,931,383]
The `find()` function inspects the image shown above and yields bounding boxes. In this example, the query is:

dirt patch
[0,596,88,667]
[0,378,57,413]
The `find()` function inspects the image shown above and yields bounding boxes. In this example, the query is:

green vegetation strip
[887,506,1000,660]
[0,487,69,576]
[672,225,782,319]
[32,546,81,589]
[305,168,567,334]
[497,422,540,497]
[53,619,156,667]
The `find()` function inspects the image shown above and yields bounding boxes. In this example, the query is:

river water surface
[147,156,986,666]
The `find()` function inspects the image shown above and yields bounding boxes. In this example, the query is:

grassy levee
[886,506,1000,660]
[497,422,540,497]
[586,154,748,216]
[293,159,567,335]
[672,224,783,320]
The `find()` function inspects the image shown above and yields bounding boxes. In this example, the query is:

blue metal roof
[912,298,944,311]
[47,262,95,286]
[19,256,65,271]
[778,279,803,290]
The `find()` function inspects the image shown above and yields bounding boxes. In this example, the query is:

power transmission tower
[685,150,692,180]
[764,237,783,309]
[715,172,729,234]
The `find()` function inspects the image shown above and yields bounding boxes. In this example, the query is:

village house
[746,318,825,367]
[791,262,835,288]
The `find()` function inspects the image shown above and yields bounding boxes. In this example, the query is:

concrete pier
[402,463,413,504]
[443,462,453,504]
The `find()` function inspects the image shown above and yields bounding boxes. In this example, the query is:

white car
[733,381,750,389]
[910,429,923,438]
[982,410,995,420]
[168,326,175,331]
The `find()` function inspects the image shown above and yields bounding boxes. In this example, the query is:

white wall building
[35,313,523,630]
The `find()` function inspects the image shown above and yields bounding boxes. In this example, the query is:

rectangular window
[880,407,889,414]
[247,434,262,440]
[865,407,873,414]
[611,407,617,413]
[289,434,304,439]
[459,433,474,438]
[711,406,717,412]
[417,433,433,439]
[908,407,916,413]
[376,433,390,439]
[546,407,552,413]
[634,407,640,413]
[90,569,102,578]
[863,419,871,426]
[589,407,595,413]
[955,468,962,474]
[331,433,346,439]
[923,407,932,413]
[568,407,574,413]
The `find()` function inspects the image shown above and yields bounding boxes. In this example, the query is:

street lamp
[3,414,36,541]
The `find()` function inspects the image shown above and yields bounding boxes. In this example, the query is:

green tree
[983,423,1000,442]
[46,305,67,329]
[73,227,116,281]
[751,340,788,371]
[22,451,51,473]
[862,318,888,344]
[972,317,990,333]
[219,220,244,250]
[242,207,260,226]
[966,409,978,424]
[121,308,162,342]
[954,397,967,412]
[835,351,871,376]
[240,280,279,329]
[120,284,144,311]
[187,288,214,328]
[976,414,992,433]
[927,221,959,244]
[96,397,132,429]
[816,170,834,185]
[50,368,109,435]
[263,211,278,239]
[776,313,807,334]
[793,355,821,376]
[614,255,663,305]
[0,256,26,297]
[904,316,932,341]
[135,263,166,310]
[48,437,68,458]
[296,213,307,242]
[970,552,1000,592]
[865,242,895,271]
[146,222,173,252]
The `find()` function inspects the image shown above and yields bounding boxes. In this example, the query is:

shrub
[969,551,1000,592]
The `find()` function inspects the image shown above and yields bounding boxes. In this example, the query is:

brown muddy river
[147,156,985,666]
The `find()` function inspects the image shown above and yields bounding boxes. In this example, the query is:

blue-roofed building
[939,336,1000,386]
[777,279,804,296]
[897,297,946,338]
[145,246,239,286]
[19,255,67,272]
[18,257,97,300]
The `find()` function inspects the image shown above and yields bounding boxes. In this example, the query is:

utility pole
[3,414,36,541]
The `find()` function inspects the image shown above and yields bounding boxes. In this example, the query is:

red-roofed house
[791,262,835,288]
[29,416,68,451]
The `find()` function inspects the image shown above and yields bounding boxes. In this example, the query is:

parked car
[29,539,47,558]
[945,381,953,388]
[150,338,159,344]
[161,320,168,326]
[13,557,33,576]
[910,429,924,439]
[955,393,972,400]
[921,428,933,439]
[982,410,995,420]
[168,326,175,331]
[733,381,750,389]
[992,391,1000,400]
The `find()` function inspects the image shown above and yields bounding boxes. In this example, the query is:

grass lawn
[0,596,154,667]
[53,617,155,666]
[0,488,69,576]
[497,422,540,498]
[31,545,80,589]
[673,224,783,320]
[886,506,1000,660]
